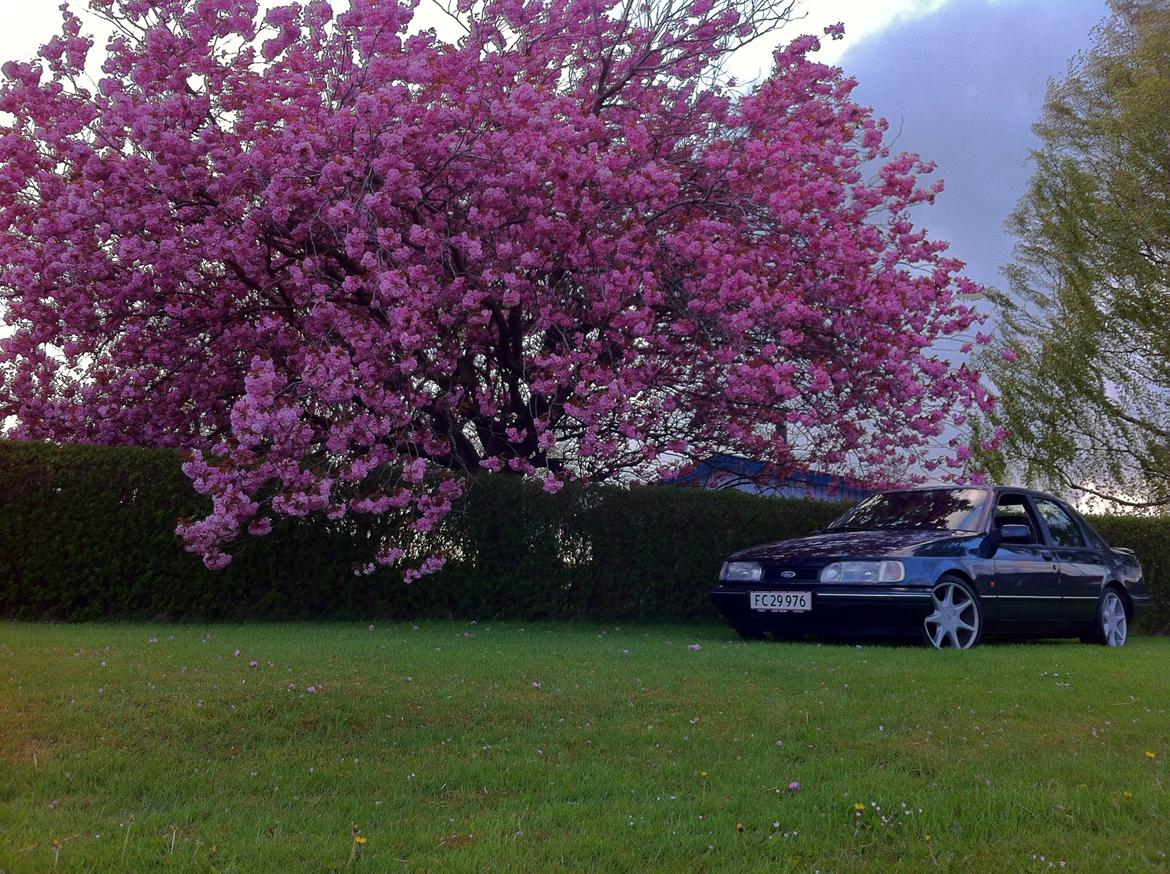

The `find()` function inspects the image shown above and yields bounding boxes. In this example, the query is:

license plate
[750,591,812,612]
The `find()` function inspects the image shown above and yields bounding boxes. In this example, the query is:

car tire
[923,576,983,650]
[1083,587,1129,647]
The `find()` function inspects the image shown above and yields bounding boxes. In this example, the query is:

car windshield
[828,488,989,532]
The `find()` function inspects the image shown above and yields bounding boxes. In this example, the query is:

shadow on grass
[720,628,1102,649]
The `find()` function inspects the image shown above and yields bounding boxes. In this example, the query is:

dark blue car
[710,486,1149,648]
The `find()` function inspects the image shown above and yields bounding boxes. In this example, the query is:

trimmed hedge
[1084,514,1170,632]
[0,440,1167,630]
[0,441,842,622]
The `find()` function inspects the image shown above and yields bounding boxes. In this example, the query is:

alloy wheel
[1100,590,1128,647]
[924,580,981,649]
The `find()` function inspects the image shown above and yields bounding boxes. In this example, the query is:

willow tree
[982,0,1170,510]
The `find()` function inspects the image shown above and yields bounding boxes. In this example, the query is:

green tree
[982,0,1170,510]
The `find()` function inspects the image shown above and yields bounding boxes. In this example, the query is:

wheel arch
[935,566,978,592]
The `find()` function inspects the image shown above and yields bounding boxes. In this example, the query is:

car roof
[881,484,1068,502]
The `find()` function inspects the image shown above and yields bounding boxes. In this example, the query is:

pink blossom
[0,0,991,577]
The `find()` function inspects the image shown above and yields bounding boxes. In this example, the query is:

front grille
[760,564,827,583]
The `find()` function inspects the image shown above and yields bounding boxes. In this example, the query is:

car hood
[731,528,974,562]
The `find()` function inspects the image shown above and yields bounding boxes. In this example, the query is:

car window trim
[973,489,995,533]
[1032,496,1087,549]
[994,492,1050,547]
[1060,500,1105,551]
[1021,494,1055,548]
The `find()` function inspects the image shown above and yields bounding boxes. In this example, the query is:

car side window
[1033,499,1087,548]
[993,494,1043,545]
[1078,518,1109,550]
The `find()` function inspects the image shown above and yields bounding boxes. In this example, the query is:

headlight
[819,560,904,583]
[720,561,763,582]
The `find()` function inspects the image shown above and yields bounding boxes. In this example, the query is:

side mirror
[997,523,1032,544]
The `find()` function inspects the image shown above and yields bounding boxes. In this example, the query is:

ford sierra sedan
[710,486,1149,648]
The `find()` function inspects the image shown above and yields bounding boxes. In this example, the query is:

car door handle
[1041,552,1054,561]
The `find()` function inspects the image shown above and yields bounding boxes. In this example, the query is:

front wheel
[923,577,983,650]
[1085,588,1128,647]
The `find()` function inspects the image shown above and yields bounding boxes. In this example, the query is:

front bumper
[710,584,934,637]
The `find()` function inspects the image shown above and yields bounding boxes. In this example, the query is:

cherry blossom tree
[0,0,992,573]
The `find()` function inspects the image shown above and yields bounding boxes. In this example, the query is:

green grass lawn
[0,622,1167,872]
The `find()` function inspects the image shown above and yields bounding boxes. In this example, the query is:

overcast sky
[833,0,1108,295]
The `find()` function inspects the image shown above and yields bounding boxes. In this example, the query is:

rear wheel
[1084,588,1128,647]
[923,577,983,650]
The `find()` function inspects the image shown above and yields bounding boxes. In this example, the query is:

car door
[990,493,1062,622]
[1032,497,1106,622]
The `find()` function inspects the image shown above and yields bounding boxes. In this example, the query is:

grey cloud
[837,0,1107,291]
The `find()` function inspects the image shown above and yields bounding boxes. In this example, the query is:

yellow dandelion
[700,771,709,779]
[735,823,745,832]
[853,802,866,812]
[1122,791,1134,799]
[354,836,368,846]
[1146,751,1157,760]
